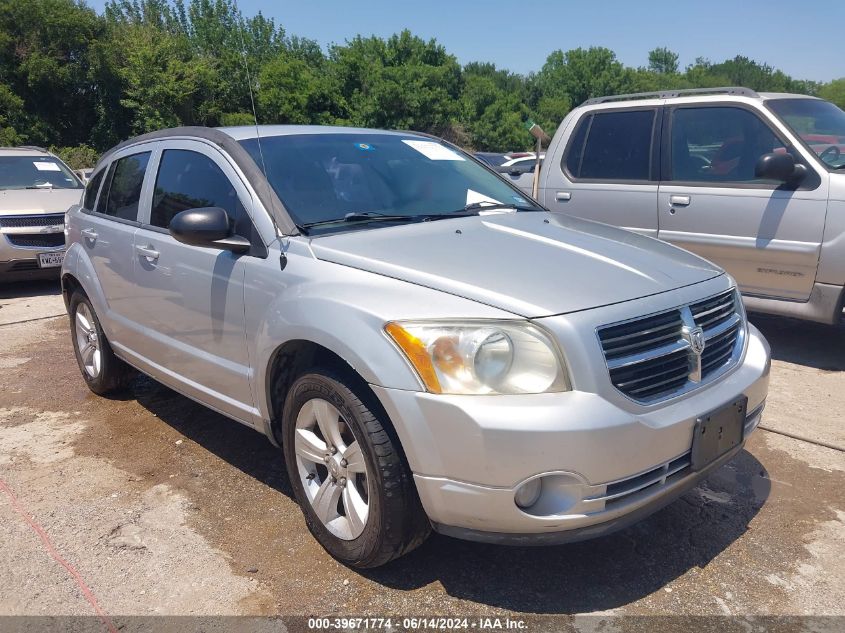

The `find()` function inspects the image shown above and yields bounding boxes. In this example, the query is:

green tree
[648,47,679,74]
[535,47,629,108]
[109,24,219,134]
[459,72,529,151]
[257,53,342,124]
[818,79,845,109]
[0,0,102,146]
[331,30,462,134]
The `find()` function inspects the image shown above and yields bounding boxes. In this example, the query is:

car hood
[0,188,83,215]
[310,212,723,317]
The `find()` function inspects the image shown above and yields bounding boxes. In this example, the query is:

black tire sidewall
[69,292,122,394]
[282,372,391,567]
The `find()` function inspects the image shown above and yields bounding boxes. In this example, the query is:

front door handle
[80,228,98,242]
[669,195,691,207]
[555,191,572,202]
[135,244,160,262]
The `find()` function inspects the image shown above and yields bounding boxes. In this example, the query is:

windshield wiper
[461,202,538,213]
[301,210,481,230]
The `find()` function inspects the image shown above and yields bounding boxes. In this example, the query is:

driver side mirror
[169,207,251,254]
[755,152,807,183]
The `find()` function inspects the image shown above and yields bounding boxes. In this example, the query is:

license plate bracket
[691,396,747,471]
[37,251,65,268]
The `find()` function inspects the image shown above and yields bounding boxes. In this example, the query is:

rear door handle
[80,228,98,241]
[135,244,160,261]
[669,195,691,207]
[555,191,572,202]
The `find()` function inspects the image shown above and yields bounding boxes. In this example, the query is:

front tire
[282,370,430,568]
[69,291,135,395]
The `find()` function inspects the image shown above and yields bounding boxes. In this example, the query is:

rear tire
[282,370,430,568]
[69,291,135,395]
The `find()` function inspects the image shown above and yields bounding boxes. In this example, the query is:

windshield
[239,133,538,232]
[0,155,83,190]
[767,98,845,169]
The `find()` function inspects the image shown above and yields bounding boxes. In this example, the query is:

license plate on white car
[38,251,65,268]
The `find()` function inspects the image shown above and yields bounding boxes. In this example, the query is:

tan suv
[0,146,82,281]
[537,87,845,325]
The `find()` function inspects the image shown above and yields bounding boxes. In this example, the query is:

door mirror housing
[755,152,807,183]
[169,207,251,254]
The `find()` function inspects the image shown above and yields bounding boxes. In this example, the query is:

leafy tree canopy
[0,0,839,162]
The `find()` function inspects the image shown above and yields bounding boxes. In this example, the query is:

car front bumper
[372,324,770,542]
[0,216,66,280]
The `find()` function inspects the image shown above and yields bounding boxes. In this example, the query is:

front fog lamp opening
[514,478,542,509]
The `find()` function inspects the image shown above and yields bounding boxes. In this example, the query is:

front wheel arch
[266,340,393,447]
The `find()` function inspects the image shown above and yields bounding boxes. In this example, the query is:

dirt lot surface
[1,281,843,627]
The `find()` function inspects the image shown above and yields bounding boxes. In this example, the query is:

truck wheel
[69,291,135,395]
[282,370,430,568]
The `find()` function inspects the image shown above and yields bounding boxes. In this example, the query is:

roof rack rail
[16,145,49,153]
[582,87,759,106]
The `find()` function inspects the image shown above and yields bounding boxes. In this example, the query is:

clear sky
[86,0,844,82]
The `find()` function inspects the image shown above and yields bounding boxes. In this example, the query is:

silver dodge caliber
[61,125,771,567]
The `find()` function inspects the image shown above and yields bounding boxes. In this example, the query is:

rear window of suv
[564,109,656,181]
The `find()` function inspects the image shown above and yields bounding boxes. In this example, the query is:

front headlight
[385,320,569,395]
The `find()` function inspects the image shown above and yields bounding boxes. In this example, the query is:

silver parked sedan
[61,125,771,567]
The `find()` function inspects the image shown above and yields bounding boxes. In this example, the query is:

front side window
[565,110,655,181]
[239,133,539,233]
[0,155,82,190]
[99,152,150,221]
[669,107,785,184]
[767,98,845,170]
[151,150,245,229]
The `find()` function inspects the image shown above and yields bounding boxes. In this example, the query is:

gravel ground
[0,280,843,628]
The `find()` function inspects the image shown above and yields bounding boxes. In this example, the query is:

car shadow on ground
[0,279,61,299]
[130,374,770,614]
[749,313,844,371]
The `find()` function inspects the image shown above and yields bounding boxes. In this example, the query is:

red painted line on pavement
[0,477,118,633]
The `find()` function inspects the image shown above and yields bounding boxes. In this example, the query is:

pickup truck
[523,87,845,325]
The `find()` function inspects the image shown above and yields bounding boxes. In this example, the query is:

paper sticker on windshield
[402,140,464,161]
[34,161,61,171]
[355,142,375,151]
[466,190,503,210]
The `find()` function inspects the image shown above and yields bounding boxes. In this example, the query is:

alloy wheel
[74,303,101,379]
[294,398,370,540]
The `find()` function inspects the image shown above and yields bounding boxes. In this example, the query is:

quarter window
[565,110,655,181]
[669,107,785,183]
[83,169,105,210]
[99,152,150,221]
[151,150,245,230]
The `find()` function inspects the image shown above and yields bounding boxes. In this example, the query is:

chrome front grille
[586,451,692,509]
[598,290,743,403]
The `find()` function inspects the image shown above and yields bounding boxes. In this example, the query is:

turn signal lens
[384,322,442,393]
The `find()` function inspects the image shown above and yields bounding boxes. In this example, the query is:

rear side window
[150,149,246,229]
[565,110,655,181]
[98,152,150,221]
[82,169,105,210]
